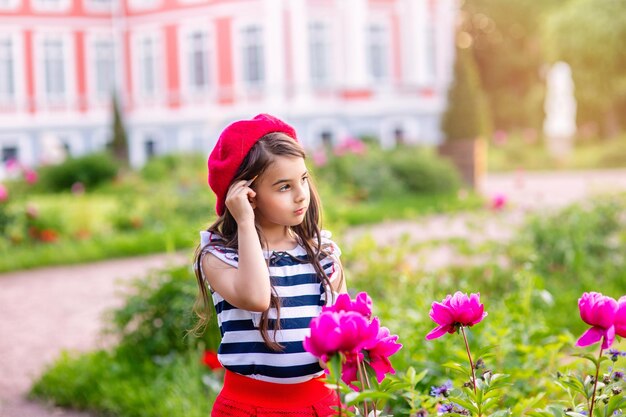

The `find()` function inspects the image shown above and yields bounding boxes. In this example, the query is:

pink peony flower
[24,169,38,184]
[363,325,403,383]
[325,292,373,319]
[576,292,618,349]
[612,296,626,339]
[304,310,374,362]
[340,322,402,389]
[426,292,487,340]
[312,149,328,167]
[0,184,8,202]
[490,193,507,211]
[334,137,366,156]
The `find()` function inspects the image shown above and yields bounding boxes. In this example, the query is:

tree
[109,94,129,165]
[544,0,626,137]
[441,46,491,141]
[462,0,562,131]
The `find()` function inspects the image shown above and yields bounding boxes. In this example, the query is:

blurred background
[1,0,626,416]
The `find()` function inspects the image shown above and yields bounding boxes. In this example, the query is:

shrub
[103,265,220,359]
[38,153,118,192]
[387,146,461,194]
[140,153,205,183]
[315,144,461,201]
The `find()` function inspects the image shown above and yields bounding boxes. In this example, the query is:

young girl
[193,114,346,417]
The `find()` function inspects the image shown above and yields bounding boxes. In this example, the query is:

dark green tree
[441,47,491,141]
[109,94,129,165]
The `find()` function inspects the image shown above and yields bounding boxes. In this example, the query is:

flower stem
[357,358,371,416]
[588,345,604,416]
[460,326,477,395]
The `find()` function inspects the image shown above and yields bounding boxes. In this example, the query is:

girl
[192,114,346,417]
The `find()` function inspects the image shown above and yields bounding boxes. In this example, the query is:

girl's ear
[248,195,257,209]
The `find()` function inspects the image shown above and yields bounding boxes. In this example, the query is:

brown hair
[190,132,340,351]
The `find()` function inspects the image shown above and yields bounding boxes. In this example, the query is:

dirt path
[0,253,189,417]
[1,169,626,417]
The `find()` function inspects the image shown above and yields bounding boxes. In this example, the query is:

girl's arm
[201,180,271,312]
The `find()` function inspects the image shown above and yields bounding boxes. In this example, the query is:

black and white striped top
[198,230,341,384]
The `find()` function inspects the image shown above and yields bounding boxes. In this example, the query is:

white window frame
[0,0,20,11]
[178,21,215,99]
[308,20,333,88]
[366,20,392,84]
[32,0,70,12]
[33,30,77,110]
[86,31,117,106]
[127,0,160,12]
[0,30,25,109]
[131,29,163,104]
[233,20,265,93]
[84,0,118,13]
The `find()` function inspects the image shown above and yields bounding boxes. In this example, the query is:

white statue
[543,61,577,160]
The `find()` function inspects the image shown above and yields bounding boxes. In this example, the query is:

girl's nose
[294,184,307,202]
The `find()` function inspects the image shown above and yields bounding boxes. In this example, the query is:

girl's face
[252,156,310,228]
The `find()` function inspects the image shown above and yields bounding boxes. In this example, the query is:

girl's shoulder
[319,229,342,258]
[199,230,239,268]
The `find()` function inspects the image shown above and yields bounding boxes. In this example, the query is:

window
[43,38,66,100]
[241,25,264,87]
[2,146,17,162]
[33,0,70,11]
[309,22,331,87]
[367,24,389,82]
[187,30,210,91]
[93,39,115,100]
[0,38,14,103]
[144,139,156,158]
[0,0,20,11]
[138,37,158,97]
[321,131,333,148]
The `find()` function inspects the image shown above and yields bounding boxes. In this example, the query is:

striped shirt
[198,230,341,384]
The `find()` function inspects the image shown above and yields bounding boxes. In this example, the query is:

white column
[341,0,368,89]
[401,0,428,87]
[264,0,286,107]
[289,0,311,106]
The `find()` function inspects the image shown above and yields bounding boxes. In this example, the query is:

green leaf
[606,393,626,415]
[442,361,471,377]
[572,352,600,366]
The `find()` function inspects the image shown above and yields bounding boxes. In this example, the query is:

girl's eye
[302,175,309,183]
[279,185,290,192]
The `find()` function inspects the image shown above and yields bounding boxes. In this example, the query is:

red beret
[208,114,298,216]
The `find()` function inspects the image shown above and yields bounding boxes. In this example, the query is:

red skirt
[211,370,341,417]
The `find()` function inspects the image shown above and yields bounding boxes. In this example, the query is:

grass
[488,133,626,172]
[0,223,196,273]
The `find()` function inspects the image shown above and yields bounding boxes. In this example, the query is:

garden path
[1,168,626,417]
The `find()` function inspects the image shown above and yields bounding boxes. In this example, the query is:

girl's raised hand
[225,178,257,225]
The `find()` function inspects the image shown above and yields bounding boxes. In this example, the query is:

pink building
[0,0,457,174]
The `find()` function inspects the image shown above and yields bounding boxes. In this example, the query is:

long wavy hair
[191,132,340,351]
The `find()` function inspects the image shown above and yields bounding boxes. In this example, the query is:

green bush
[387,146,461,194]
[103,265,220,358]
[315,144,461,201]
[37,153,118,192]
[140,153,205,183]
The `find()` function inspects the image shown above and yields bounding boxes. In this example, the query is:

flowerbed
[29,193,626,416]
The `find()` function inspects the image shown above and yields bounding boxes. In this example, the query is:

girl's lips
[294,207,306,215]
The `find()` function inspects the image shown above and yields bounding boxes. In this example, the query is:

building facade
[0,0,457,176]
